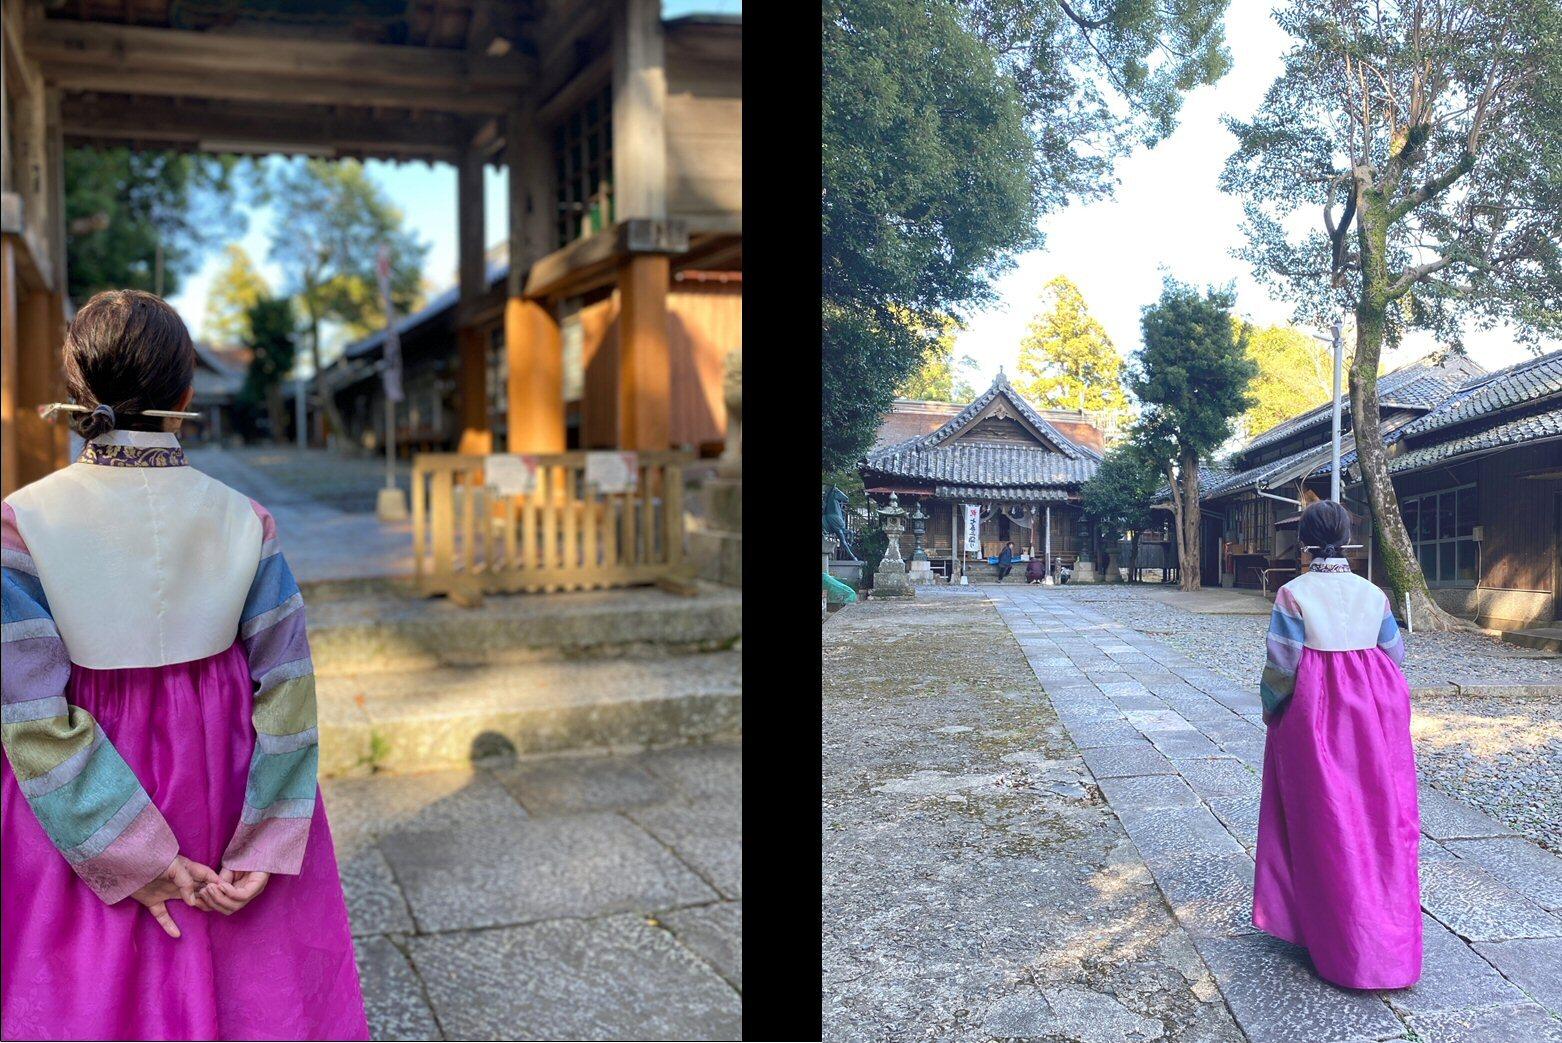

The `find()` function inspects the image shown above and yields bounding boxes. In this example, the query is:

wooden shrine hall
[2,0,741,490]
[2,0,740,598]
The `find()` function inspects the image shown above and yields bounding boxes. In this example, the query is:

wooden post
[505,108,565,453]
[15,289,58,487]
[456,146,490,454]
[611,0,667,221]
[617,253,670,450]
[1,237,17,499]
[44,88,68,470]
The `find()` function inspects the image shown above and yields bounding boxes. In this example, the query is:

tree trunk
[1349,191,1473,632]
[1129,532,1141,583]
[1178,449,1202,592]
[1163,463,1185,587]
[265,385,287,445]
[305,308,351,453]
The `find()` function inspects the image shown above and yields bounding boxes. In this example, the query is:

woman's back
[6,431,262,670]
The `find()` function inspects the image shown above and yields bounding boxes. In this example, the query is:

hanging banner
[485,453,539,495]
[963,504,982,553]
[375,244,405,403]
[586,451,639,493]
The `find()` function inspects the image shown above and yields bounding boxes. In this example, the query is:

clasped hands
[130,855,272,938]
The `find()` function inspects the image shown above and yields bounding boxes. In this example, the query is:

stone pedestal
[829,559,865,589]
[907,559,937,585]
[871,560,914,597]
[1071,560,1097,584]
[376,486,409,521]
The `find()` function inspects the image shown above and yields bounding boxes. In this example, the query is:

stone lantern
[870,493,914,598]
[907,499,935,585]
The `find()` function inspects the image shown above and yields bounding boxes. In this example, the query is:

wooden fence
[411,451,695,602]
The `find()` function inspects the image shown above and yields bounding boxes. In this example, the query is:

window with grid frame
[552,85,614,248]
[1400,484,1479,587]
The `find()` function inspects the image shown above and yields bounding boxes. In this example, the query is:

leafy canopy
[239,296,298,408]
[1015,275,1129,418]
[822,0,1232,471]
[1221,0,1562,348]
[261,159,428,345]
[203,245,272,346]
[1081,432,1163,544]
[897,317,980,403]
[1129,279,1255,460]
[65,149,247,301]
[1237,319,1340,439]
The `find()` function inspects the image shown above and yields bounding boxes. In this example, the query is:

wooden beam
[27,19,535,89]
[611,0,667,220]
[536,51,609,127]
[59,94,471,161]
[523,218,687,301]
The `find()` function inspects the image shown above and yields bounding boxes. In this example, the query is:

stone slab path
[329,743,741,1041]
[984,585,1562,1043]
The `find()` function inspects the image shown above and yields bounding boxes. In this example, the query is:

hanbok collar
[1308,557,1353,574]
[79,429,188,468]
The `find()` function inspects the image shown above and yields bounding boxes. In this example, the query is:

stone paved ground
[973,585,1562,1043]
[186,445,414,582]
[1053,585,1562,852]
[822,595,1245,1043]
[328,743,741,1041]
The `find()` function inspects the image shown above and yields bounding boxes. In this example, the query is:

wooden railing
[411,451,694,602]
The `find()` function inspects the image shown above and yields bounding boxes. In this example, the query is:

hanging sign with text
[485,454,539,496]
[586,451,639,494]
[964,504,982,553]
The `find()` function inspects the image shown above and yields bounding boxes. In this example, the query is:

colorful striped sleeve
[1377,592,1406,667]
[1,502,179,903]
[1260,585,1305,716]
[221,502,317,876]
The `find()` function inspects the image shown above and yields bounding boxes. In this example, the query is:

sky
[167,0,740,359]
[947,1,1551,388]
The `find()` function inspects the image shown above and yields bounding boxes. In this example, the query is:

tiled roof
[861,372,1102,491]
[1394,349,1562,442]
[864,441,1100,486]
[1237,355,1485,457]
[916,371,1089,460]
[933,485,1071,502]
[1389,406,1562,473]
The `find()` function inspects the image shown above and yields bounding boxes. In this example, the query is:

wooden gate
[411,451,694,601]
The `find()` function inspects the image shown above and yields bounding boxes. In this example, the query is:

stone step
[1501,626,1562,654]
[304,582,742,676]
[317,651,742,776]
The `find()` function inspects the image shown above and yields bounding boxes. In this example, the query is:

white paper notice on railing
[485,453,539,495]
[586,451,638,493]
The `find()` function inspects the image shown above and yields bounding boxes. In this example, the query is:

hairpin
[37,402,202,420]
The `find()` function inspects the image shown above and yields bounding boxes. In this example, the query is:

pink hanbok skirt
[1253,645,1422,989]
[1,641,368,1041]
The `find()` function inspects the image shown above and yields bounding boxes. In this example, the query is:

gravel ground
[823,593,1244,1042]
[1050,585,1562,853]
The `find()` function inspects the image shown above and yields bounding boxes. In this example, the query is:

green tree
[65,149,247,302]
[1129,279,1255,591]
[1238,320,1339,438]
[1016,275,1129,421]
[897,319,979,402]
[240,296,299,446]
[1222,0,1562,628]
[203,245,271,346]
[821,0,1232,472]
[262,159,428,447]
[1081,430,1164,579]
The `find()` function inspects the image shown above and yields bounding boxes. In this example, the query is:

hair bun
[78,403,117,440]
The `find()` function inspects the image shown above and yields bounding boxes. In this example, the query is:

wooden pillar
[1,237,17,498]
[456,146,490,454]
[617,253,670,450]
[15,289,58,487]
[44,88,68,470]
[611,0,667,221]
[505,107,564,453]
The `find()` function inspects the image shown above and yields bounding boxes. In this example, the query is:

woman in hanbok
[1252,499,1421,989]
[1,290,368,1040]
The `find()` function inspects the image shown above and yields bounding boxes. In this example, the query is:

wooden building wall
[665,32,741,233]
[579,278,737,451]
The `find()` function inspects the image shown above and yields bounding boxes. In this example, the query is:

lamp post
[1311,316,1346,502]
